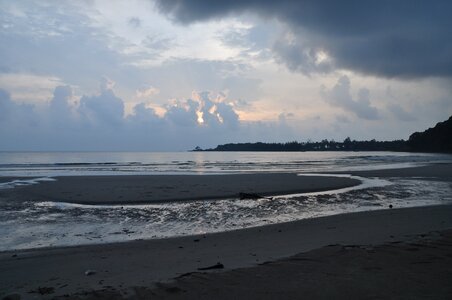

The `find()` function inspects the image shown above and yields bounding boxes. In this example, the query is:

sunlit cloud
[0,73,64,104]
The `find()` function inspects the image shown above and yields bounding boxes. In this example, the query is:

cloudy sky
[1,0,451,151]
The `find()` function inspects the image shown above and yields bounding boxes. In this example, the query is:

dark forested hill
[408,116,452,153]
[193,115,452,153]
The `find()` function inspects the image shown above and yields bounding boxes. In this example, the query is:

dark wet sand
[0,173,360,204]
[140,229,452,300]
[1,205,452,299]
[345,162,452,179]
[0,177,28,184]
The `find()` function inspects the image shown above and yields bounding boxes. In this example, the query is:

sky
[0,0,451,151]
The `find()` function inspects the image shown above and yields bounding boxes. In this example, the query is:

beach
[1,163,452,299]
[0,173,360,204]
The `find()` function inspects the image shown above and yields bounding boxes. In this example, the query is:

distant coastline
[194,115,452,153]
[194,139,408,152]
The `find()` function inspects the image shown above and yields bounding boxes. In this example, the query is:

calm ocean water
[1,151,451,177]
[1,151,452,251]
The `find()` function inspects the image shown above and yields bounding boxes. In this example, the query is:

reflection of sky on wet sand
[1,178,451,251]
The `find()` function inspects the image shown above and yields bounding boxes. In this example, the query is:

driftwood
[197,262,224,271]
[239,192,272,200]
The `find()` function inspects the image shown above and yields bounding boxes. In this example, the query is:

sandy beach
[1,173,360,204]
[1,164,452,299]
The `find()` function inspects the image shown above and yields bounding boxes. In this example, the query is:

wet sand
[144,229,452,300]
[0,173,360,204]
[2,163,451,205]
[344,162,452,179]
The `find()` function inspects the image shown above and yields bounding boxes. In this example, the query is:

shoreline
[2,162,451,205]
[1,163,452,298]
[1,204,452,298]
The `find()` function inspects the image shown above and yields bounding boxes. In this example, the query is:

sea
[1,151,452,251]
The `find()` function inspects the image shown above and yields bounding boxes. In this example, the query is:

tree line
[195,138,408,152]
[193,115,452,153]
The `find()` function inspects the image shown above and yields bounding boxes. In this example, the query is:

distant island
[194,115,452,153]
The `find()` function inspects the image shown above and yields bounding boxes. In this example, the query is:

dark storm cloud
[155,0,452,78]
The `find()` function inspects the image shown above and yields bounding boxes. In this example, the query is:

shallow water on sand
[0,176,451,251]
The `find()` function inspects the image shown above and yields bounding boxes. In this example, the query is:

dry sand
[1,164,452,299]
